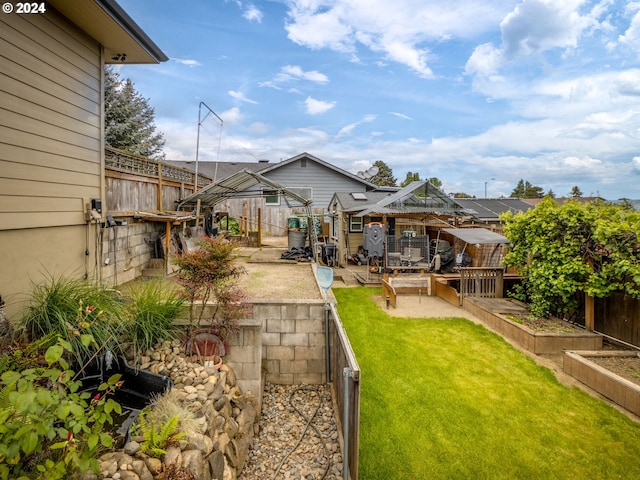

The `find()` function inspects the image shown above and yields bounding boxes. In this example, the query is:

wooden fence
[595,293,640,347]
[458,267,505,306]
[105,147,212,212]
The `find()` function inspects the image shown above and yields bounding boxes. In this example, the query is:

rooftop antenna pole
[195,101,223,190]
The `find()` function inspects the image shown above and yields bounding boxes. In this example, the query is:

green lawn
[334,288,640,480]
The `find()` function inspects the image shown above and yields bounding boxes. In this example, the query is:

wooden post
[157,162,163,210]
[257,207,262,247]
[585,293,595,332]
[243,202,248,237]
[165,221,171,274]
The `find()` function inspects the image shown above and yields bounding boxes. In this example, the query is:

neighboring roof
[351,181,469,217]
[455,198,533,221]
[177,169,312,209]
[331,191,395,212]
[48,0,168,64]
[443,228,510,245]
[257,152,383,190]
[165,160,268,182]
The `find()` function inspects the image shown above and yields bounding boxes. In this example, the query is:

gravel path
[239,383,343,480]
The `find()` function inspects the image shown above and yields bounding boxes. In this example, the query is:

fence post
[343,367,353,480]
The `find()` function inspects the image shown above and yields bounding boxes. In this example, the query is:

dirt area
[590,355,640,387]
[234,238,322,300]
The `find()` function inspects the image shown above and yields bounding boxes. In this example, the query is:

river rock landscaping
[83,339,260,480]
[82,339,342,480]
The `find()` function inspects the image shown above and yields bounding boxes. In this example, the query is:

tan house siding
[0,9,102,231]
[0,8,103,320]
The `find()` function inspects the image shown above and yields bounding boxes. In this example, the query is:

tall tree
[400,171,421,187]
[104,66,165,159]
[570,185,583,198]
[510,179,545,198]
[369,160,397,187]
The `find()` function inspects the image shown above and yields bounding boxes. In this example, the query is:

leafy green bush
[502,198,640,318]
[0,337,121,479]
[124,279,184,356]
[19,275,127,365]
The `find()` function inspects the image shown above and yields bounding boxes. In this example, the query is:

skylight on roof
[351,192,367,200]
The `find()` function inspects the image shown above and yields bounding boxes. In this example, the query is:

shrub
[0,337,121,479]
[173,236,250,336]
[123,279,185,356]
[19,275,127,365]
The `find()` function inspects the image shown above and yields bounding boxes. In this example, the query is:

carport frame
[177,169,318,260]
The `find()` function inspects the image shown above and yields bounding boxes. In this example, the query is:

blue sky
[115,0,640,199]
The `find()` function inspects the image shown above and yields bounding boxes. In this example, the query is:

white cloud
[243,4,263,23]
[228,90,258,104]
[390,112,413,120]
[173,58,201,67]
[284,0,513,77]
[220,106,244,125]
[466,0,605,79]
[305,97,336,115]
[262,65,329,88]
[336,114,376,137]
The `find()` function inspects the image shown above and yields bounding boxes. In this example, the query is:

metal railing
[328,302,361,480]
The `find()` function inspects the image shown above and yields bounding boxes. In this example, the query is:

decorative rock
[163,446,182,468]
[186,431,214,456]
[143,457,162,476]
[182,449,209,480]
[123,441,140,456]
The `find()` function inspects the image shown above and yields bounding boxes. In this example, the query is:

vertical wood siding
[0,10,102,230]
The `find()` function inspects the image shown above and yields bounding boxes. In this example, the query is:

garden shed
[328,181,474,268]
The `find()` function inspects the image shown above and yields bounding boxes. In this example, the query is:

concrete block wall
[257,299,327,384]
[100,220,162,286]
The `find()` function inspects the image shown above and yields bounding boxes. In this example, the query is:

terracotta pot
[185,330,227,357]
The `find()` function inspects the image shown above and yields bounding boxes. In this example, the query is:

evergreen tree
[369,160,397,187]
[510,179,545,198]
[104,66,165,159]
[570,185,583,198]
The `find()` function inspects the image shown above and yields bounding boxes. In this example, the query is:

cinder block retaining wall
[189,299,328,407]
[100,221,162,286]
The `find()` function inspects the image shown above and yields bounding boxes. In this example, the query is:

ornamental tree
[502,198,640,319]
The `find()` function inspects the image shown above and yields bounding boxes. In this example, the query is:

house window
[264,189,280,205]
[301,158,307,167]
[349,215,363,232]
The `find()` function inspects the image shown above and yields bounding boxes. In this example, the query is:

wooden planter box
[462,298,602,354]
[563,351,640,416]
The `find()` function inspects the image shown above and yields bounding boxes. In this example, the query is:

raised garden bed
[462,297,602,354]
[563,351,640,417]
